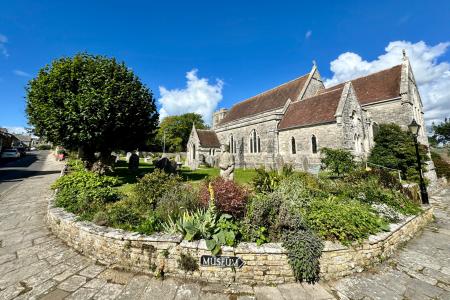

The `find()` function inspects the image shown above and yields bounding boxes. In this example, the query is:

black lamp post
[407,119,429,205]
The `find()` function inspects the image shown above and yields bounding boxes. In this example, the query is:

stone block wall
[47,196,433,285]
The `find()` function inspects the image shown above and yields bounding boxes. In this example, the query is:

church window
[229,135,236,154]
[291,137,296,154]
[192,144,196,159]
[249,129,261,153]
[311,135,318,154]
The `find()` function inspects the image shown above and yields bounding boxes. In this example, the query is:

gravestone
[128,153,139,172]
[154,157,177,174]
[126,152,132,163]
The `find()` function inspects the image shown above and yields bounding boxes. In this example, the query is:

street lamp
[407,119,429,205]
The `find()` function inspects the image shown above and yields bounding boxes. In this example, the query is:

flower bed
[47,195,433,284]
[50,159,427,283]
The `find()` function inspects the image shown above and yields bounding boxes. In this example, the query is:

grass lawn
[113,159,258,186]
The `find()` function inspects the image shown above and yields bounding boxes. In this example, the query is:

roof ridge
[328,64,402,88]
[232,73,310,106]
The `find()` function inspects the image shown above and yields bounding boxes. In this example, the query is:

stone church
[186,54,433,176]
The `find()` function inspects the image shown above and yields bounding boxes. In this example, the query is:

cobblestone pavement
[326,188,450,300]
[0,154,449,299]
[0,154,334,300]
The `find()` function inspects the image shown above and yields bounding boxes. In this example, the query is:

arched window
[354,134,360,153]
[311,135,317,154]
[291,137,296,154]
[249,129,261,153]
[229,135,235,154]
[192,144,196,159]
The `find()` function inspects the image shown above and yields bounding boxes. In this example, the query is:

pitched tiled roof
[330,65,402,105]
[218,74,309,125]
[196,129,221,148]
[278,87,343,130]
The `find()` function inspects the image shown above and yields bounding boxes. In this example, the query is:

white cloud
[324,41,450,125]
[13,69,31,77]
[0,33,9,57]
[158,69,223,124]
[2,126,28,134]
[305,30,312,39]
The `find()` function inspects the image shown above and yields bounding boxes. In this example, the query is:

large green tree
[433,118,450,144]
[368,123,428,182]
[26,53,158,168]
[156,113,207,152]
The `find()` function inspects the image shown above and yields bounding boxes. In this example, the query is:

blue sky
[1,0,449,131]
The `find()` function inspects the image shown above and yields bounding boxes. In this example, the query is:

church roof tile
[278,87,344,130]
[196,129,221,148]
[218,74,309,125]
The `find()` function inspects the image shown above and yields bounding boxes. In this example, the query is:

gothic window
[311,135,318,154]
[354,134,360,153]
[192,144,196,159]
[291,137,296,154]
[229,135,236,154]
[249,129,261,153]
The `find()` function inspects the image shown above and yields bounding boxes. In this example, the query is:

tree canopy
[433,118,450,144]
[320,148,355,176]
[156,113,207,152]
[26,53,158,166]
[368,123,428,182]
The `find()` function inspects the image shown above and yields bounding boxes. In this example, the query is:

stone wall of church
[215,113,281,169]
[278,122,342,170]
[301,69,324,99]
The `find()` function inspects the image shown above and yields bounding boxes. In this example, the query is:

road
[0,151,58,197]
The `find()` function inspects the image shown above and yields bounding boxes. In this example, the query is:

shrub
[106,199,142,230]
[130,169,181,210]
[305,197,388,245]
[199,177,249,218]
[52,169,119,191]
[431,151,450,179]
[37,144,51,150]
[321,148,356,176]
[282,230,323,283]
[251,165,294,193]
[154,184,200,221]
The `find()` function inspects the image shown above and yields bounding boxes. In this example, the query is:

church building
[186,53,433,177]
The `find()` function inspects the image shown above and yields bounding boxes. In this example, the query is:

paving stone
[116,275,150,299]
[141,278,179,300]
[253,286,284,300]
[83,278,108,290]
[277,283,311,299]
[78,264,106,278]
[39,288,70,300]
[14,279,58,300]
[57,275,87,292]
[65,287,98,300]
[174,282,202,300]
[93,282,124,300]
[97,268,134,285]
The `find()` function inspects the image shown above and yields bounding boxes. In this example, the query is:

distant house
[13,134,35,148]
[0,128,19,152]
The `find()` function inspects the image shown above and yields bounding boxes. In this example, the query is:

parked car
[30,147,37,151]
[1,149,21,158]
[14,147,27,157]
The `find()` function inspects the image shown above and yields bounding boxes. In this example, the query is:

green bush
[130,169,181,210]
[37,144,51,150]
[106,199,142,230]
[305,197,388,245]
[282,230,323,283]
[154,184,200,221]
[251,165,294,193]
[52,169,119,191]
[321,148,356,176]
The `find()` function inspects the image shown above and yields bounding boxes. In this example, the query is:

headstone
[128,153,139,172]
[218,144,235,181]
[154,157,177,174]
[126,152,132,163]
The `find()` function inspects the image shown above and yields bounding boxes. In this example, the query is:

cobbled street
[0,153,449,299]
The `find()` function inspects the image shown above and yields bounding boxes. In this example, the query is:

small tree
[26,53,158,170]
[433,118,450,144]
[368,124,428,182]
[320,148,355,176]
[156,113,207,152]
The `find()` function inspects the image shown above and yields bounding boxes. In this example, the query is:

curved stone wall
[47,196,433,284]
